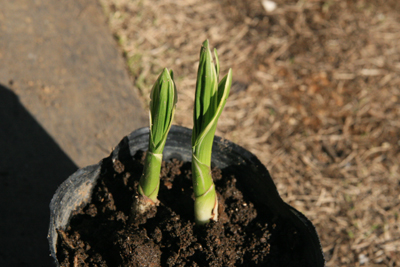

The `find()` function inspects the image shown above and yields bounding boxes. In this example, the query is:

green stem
[192,153,218,225]
[138,151,162,203]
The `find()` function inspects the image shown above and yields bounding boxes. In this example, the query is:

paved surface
[0,0,147,265]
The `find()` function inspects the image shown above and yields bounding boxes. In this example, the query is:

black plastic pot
[48,125,325,266]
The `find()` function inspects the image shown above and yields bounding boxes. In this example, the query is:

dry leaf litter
[99,0,400,266]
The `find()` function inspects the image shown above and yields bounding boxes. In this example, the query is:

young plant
[192,40,232,225]
[135,68,177,214]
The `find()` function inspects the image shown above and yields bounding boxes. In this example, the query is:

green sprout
[192,40,232,225]
[135,68,177,214]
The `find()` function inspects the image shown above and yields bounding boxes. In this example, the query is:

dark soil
[57,151,304,266]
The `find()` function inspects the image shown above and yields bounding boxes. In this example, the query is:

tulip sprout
[132,41,231,226]
[191,40,232,225]
[134,68,177,214]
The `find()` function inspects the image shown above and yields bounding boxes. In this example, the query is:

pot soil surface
[57,151,304,266]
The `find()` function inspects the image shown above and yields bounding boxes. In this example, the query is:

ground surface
[99,0,400,266]
[0,0,146,266]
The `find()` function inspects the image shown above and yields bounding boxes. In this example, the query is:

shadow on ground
[0,84,78,266]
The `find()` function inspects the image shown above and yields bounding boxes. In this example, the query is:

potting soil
[57,151,304,266]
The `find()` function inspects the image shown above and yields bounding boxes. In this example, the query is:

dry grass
[99,0,400,265]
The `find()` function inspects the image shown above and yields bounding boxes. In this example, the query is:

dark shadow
[0,84,78,266]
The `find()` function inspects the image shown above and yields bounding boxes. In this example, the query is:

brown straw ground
[99,0,400,266]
